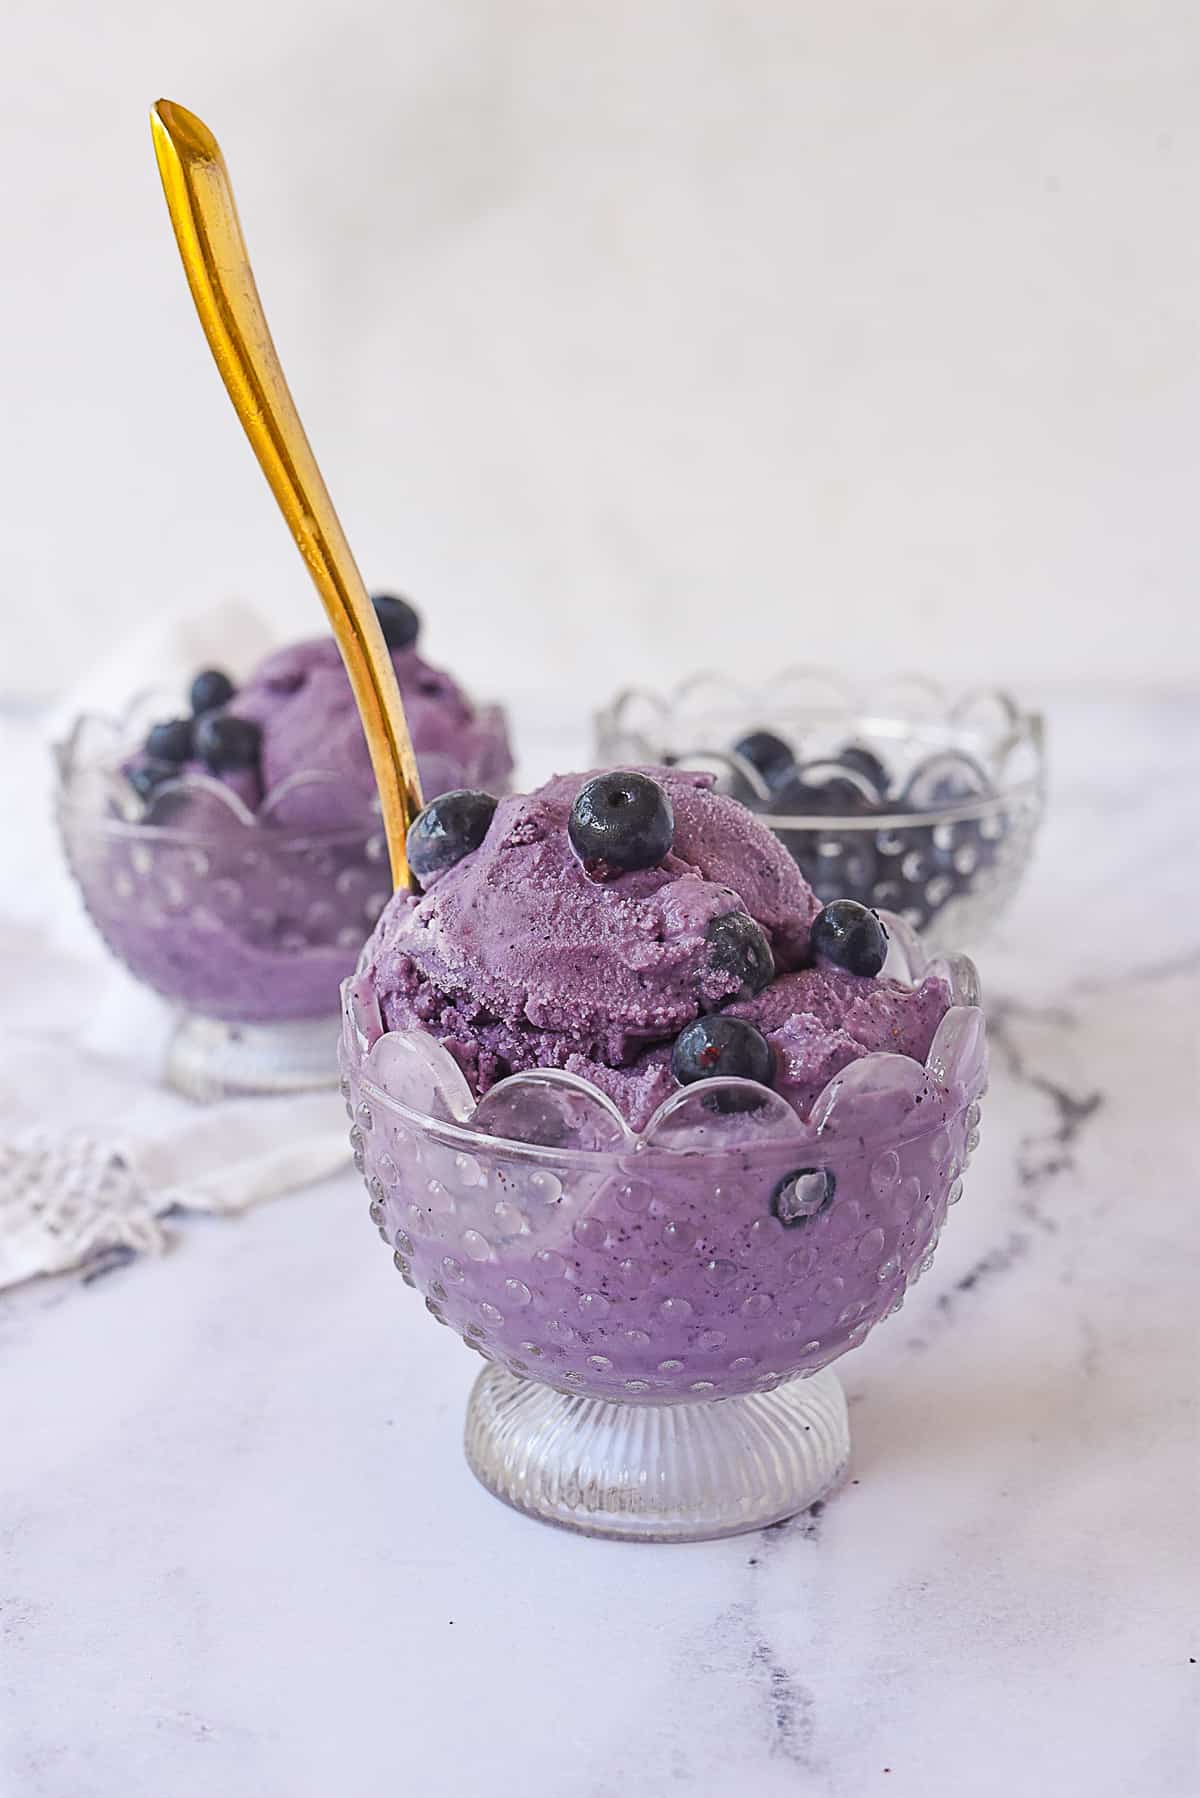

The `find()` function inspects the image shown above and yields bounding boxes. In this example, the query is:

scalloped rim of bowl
[594,669,1045,825]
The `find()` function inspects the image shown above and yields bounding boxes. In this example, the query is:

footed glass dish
[54,695,509,1100]
[595,672,1044,950]
[340,920,986,1542]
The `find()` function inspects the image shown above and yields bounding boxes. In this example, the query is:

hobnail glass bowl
[54,694,510,1100]
[340,918,986,1542]
[595,671,1044,950]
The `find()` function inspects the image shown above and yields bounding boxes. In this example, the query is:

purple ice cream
[138,634,511,826]
[342,769,982,1403]
[362,769,948,1129]
[62,603,513,1022]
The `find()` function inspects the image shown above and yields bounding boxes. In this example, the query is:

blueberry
[568,771,674,874]
[193,712,262,772]
[772,822,878,909]
[126,759,177,801]
[810,836,879,908]
[767,768,879,905]
[810,899,889,977]
[145,717,193,764]
[704,912,775,1005]
[834,742,890,798]
[770,767,875,819]
[900,751,991,811]
[407,789,497,885]
[371,593,421,651]
[732,729,795,790]
[771,1167,836,1227]
[710,763,761,807]
[189,668,236,715]
[671,1014,775,1091]
[891,754,1003,929]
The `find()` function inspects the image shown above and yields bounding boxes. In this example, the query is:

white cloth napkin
[0,598,351,1290]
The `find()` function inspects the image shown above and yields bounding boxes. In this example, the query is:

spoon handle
[150,98,422,890]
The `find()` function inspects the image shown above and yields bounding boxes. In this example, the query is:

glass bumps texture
[340,928,987,1538]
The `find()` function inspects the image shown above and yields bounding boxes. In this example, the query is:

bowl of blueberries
[596,671,1044,949]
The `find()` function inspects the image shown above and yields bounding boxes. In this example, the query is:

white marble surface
[3,695,1197,1797]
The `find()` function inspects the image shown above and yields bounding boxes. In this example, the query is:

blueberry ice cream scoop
[126,596,513,824]
[361,768,950,1130]
[67,599,513,1030]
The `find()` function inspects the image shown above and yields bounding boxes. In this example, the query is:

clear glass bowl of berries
[55,614,512,1100]
[341,899,987,1544]
[595,671,1045,950]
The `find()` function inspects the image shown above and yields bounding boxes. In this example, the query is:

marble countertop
[3,695,1196,1797]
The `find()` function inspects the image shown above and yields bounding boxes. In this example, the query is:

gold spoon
[149,98,423,890]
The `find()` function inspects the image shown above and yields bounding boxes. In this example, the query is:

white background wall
[2,0,1198,714]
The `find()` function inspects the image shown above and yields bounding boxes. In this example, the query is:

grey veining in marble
[2,694,1197,1798]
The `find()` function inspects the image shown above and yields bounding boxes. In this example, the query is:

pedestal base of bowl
[166,1011,339,1101]
[464,1363,850,1543]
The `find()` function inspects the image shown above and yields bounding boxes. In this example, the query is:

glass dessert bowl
[340,759,987,1543]
[55,598,512,1099]
[596,671,1044,950]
